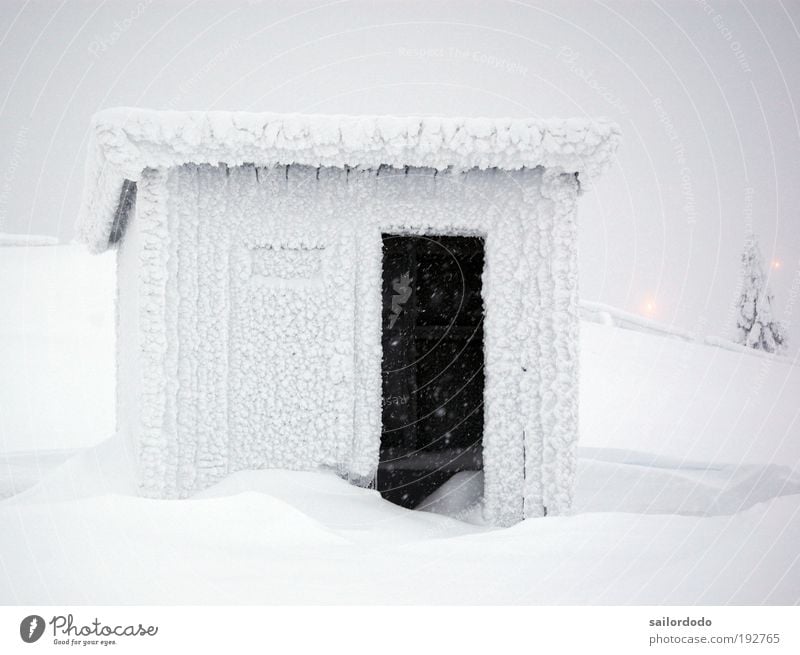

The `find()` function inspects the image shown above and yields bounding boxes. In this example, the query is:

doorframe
[350,222,528,526]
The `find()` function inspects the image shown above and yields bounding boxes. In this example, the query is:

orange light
[641,298,657,317]
[772,260,782,270]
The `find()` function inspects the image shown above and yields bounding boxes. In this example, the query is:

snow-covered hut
[78,108,618,526]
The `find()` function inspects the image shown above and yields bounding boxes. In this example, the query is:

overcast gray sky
[1,0,798,350]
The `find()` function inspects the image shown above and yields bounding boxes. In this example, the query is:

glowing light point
[641,297,657,317]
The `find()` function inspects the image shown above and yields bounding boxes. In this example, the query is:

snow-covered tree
[736,236,787,353]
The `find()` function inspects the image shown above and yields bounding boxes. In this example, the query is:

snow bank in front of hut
[2,441,798,604]
[2,247,799,603]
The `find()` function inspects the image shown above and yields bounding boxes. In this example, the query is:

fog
[1,0,798,350]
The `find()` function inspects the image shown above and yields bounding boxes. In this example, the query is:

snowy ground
[1,245,798,604]
[0,244,115,453]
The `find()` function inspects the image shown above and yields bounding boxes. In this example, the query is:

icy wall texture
[117,163,579,526]
[76,109,618,254]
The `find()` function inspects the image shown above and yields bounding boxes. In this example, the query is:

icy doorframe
[346,166,580,526]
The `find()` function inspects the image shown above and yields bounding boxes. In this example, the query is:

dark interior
[378,234,485,509]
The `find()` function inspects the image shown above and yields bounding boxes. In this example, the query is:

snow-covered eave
[77,107,620,253]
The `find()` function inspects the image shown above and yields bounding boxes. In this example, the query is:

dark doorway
[378,234,485,509]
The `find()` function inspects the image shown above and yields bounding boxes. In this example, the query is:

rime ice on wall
[526,170,581,517]
[116,163,580,526]
[84,109,617,526]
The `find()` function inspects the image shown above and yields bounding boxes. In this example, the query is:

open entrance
[378,234,485,509]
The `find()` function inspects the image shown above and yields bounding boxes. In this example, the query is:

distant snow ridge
[579,300,695,341]
[581,299,793,362]
[0,232,58,246]
[704,335,793,363]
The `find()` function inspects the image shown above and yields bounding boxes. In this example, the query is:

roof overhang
[77,107,620,253]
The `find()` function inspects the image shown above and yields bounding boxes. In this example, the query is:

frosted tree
[736,236,786,353]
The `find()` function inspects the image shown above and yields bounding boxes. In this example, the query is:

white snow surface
[704,335,793,362]
[0,246,115,453]
[1,438,798,604]
[0,232,59,246]
[2,245,799,603]
[581,299,797,364]
[418,470,485,523]
[76,108,620,253]
[580,299,696,342]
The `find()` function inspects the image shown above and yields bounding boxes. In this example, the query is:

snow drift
[1,244,798,604]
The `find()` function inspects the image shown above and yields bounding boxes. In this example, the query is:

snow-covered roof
[77,108,620,253]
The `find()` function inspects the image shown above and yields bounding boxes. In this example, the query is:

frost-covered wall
[117,163,579,526]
